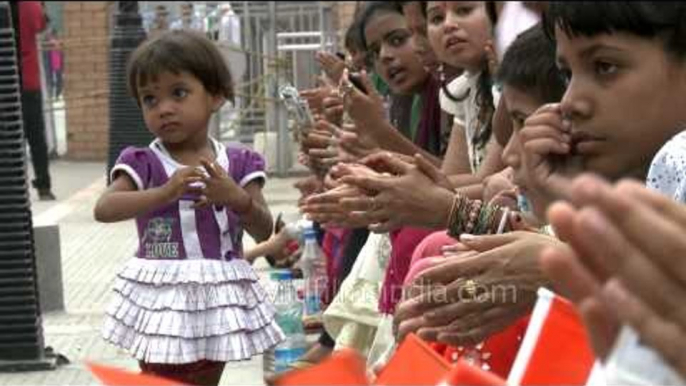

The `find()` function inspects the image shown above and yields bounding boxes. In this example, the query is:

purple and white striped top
[111,138,266,261]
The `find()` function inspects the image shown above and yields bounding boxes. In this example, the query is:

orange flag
[507,288,596,385]
[87,362,186,386]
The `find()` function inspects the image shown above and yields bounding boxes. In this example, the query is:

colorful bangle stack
[446,193,511,239]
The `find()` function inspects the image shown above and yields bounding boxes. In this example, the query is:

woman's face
[426,1,491,73]
[556,28,686,180]
[364,11,428,94]
[402,2,439,74]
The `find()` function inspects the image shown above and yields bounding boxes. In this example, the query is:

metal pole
[268,2,287,176]
[0,1,59,371]
[318,2,326,52]
[106,1,151,183]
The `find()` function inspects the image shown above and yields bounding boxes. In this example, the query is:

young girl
[94,31,283,386]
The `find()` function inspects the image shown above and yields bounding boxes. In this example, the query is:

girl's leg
[139,360,226,386]
[188,361,225,386]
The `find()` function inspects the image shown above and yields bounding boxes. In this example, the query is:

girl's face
[402,2,439,74]
[501,85,550,220]
[557,28,686,180]
[364,11,428,94]
[427,1,491,73]
[138,71,223,146]
[347,48,367,72]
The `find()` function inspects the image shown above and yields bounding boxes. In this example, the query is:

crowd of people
[292,0,686,382]
[93,1,686,385]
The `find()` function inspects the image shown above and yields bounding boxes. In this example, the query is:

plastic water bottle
[283,218,311,242]
[300,223,328,319]
[271,271,307,374]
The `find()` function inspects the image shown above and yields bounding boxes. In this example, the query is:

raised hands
[190,158,251,212]
[541,174,686,377]
[300,162,382,229]
[337,152,456,232]
[316,50,347,84]
[161,166,206,203]
[341,69,389,140]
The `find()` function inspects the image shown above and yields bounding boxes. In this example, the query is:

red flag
[374,333,452,385]
[507,288,596,385]
[274,349,369,386]
[442,359,506,386]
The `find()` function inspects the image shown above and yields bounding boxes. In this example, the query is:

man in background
[19,1,55,200]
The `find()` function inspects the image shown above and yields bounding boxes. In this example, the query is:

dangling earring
[439,63,446,85]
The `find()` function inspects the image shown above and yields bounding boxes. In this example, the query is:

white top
[439,72,501,173]
[495,2,540,61]
[647,130,686,202]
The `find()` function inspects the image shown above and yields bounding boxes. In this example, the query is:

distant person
[18,1,55,200]
[149,5,170,38]
[170,3,203,32]
[46,28,62,100]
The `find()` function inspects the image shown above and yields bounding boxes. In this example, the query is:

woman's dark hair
[544,2,686,60]
[473,67,495,152]
[485,1,498,26]
[127,30,234,104]
[357,1,403,52]
[498,23,566,104]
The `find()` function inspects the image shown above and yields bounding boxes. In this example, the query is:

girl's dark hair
[344,17,364,53]
[127,30,234,104]
[357,1,403,52]
[498,23,566,104]
[544,2,686,60]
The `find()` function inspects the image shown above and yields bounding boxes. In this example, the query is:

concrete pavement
[0,160,303,386]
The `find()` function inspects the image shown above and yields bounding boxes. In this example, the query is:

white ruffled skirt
[102,258,285,364]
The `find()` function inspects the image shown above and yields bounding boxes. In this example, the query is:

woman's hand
[339,153,456,232]
[394,231,558,346]
[341,69,389,140]
[323,92,345,126]
[300,86,333,116]
[336,123,381,163]
[302,120,340,171]
[301,163,382,228]
[300,183,371,229]
[316,51,347,84]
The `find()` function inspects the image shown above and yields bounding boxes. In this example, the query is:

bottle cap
[270,270,292,281]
